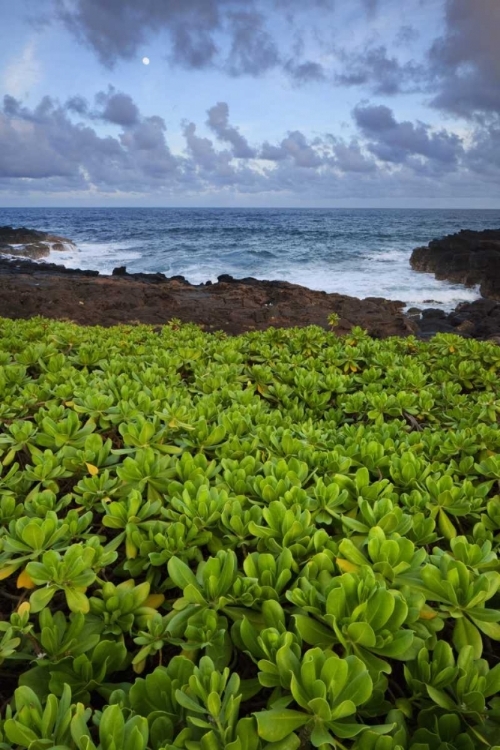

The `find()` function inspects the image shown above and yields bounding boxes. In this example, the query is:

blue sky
[1,0,499,207]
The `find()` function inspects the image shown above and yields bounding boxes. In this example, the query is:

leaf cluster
[0,317,500,749]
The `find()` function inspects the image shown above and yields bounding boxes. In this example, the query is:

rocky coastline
[410,228,500,301]
[0,225,499,340]
[0,225,76,260]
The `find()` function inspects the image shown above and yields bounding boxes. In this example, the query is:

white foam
[46,241,142,274]
[39,237,483,313]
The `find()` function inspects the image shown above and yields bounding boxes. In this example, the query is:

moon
[142,57,150,65]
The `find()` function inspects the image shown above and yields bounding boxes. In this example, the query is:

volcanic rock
[0,226,76,260]
[410,228,500,301]
[0,254,414,337]
[444,298,500,340]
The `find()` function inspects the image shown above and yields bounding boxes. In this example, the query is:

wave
[2,206,495,313]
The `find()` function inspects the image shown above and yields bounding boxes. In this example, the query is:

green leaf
[293,615,333,647]
[310,722,334,747]
[175,690,206,714]
[255,710,308,742]
[308,697,331,721]
[29,586,56,613]
[264,734,301,750]
[168,557,200,591]
[65,587,90,614]
[347,622,377,648]
[469,616,500,641]
[484,663,500,698]
[4,719,39,747]
[327,721,368,739]
[426,685,456,710]
[99,705,124,749]
[453,617,483,659]
[438,509,457,541]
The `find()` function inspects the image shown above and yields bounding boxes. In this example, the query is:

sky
[0,0,499,207]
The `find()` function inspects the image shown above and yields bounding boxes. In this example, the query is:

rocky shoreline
[410,228,500,301]
[0,225,499,340]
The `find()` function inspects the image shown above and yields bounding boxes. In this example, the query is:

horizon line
[2,206,500,211]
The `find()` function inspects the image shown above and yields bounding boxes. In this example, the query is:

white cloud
[3,39,42,98]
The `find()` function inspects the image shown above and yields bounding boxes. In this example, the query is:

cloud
[260,130,323,168]
[51,0,262,71]
[353,103,463,166]
[464,123,500,175]
[328,137,377,173]
[1,88,499,203]
[2,38,41,98]
[0,91,178,190]
[43,0,389,83]
[225,11,280,76]
[428,0,500,120]
[284,60,326,84]
[335,45,424,95]
[206,102,256,157]
[95,87,140,126]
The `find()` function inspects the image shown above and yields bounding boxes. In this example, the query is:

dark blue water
[1,207,499,309]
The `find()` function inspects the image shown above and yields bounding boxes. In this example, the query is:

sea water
[1,207,499,311]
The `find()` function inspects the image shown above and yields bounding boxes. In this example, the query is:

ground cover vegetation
[0,316,499,750]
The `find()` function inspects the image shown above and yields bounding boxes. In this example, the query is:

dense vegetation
[0,316,499,750]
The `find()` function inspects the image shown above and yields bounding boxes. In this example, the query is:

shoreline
[0,226,499,340]
[0,253,497,341]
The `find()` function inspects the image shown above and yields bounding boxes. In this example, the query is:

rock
[410,228,500,300]
[0,225,75,260]
[443,298,500,339]
[406,307,422,318]
[1,224,498,341]
[455,320,476,335]
[0,257,414,337]
[418,318,457,335]
[421,308,447,319]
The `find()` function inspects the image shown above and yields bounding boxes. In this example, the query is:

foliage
[0,316,499,749]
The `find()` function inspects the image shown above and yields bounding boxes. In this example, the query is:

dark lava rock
[0,255,99,277]
[445,298,500,339]
[0,225,75,260]
[0,259,415,337]
[406,307,422,318]
[417,318,457,335]
[421,308,447,319]
[112,266,128,276]
[410,229,500,300]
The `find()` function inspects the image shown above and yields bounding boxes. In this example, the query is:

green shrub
[0,317,499,749]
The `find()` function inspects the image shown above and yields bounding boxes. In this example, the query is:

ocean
[1,207,499,310]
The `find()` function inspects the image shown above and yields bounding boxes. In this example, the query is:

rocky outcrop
[401,299,500,340]
[410,229,500,301]
[0,256,415,337]
[0,226,75,260]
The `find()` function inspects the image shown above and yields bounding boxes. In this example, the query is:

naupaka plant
[1,316,500,750]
